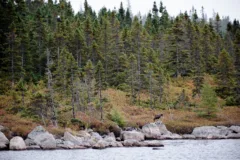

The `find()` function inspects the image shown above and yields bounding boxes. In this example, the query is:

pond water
[1,139,240,160]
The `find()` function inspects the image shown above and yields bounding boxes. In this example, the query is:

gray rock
[192,126,221,139]
[229,126,240,133]
[142,123,161,139]
[183,134,196,139]
[155,121,172,135]
[121,131,144,141]
[116,137,121,141]
[217,126,228,130]
[104,135,116,143]
[63,141,75,149]
[63,132,92,148]
[90,132,103,142]
[92,140,109,149]
[142,140,164,147]
[77,130,91,138]
[25,138,36,146]
[63,132,82,146]
[123,139,141,147]
[27,145,41,150]
[27,126,46,140]
[108,132,116,138]
[56,139,63,144]
[10,136,26,150]
[108,141,123,147]
[26,126,56,149]
[161,133,182,139]
[34,132,56,149]
[115,142,123,147]
[0,131,9,149]
[227,133,240,139]
[88,138,97,146]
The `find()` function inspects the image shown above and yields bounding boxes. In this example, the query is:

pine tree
[118,2,125,28]
[199,83,218,118]
[167,16,190,77]
[84,60,95,103]
[131,16,143,104]
[95,61,104,120]
[127,54,138,103]
[233,30,240,104]
[152,1,159,33]
[216,49,235,98]
[46,48,57,127]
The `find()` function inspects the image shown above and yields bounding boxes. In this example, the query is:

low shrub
[109,109,126,128]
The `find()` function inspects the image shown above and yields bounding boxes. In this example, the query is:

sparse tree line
[0,0,240,125]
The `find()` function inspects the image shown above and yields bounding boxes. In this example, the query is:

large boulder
[26,126,56,149]
[9,136,26,150]
[142,121,175,139]
[192,126,225,139]
[227,133,240,139]
[34,132,56,149]
[155,121,172,135]
[90,132,103,142]
[123,139,141,147]
[0,131,9,150]
[121,131,144,141]
[229,126,240,133]
[62,141,75,149]
[63,132,82,146]
[92,140,109,149]
[103,134,122,147]
[27,126,46,140]
[142,123,161,139]
[63,132,92,148]
[217,126,232,136]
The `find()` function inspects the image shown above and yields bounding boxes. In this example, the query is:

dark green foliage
[215,50,235,99]
[198,83,218,118]
[0,0,240,128]
[109,109,126,128]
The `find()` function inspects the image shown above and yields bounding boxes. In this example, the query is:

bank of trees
[0,0,239,124]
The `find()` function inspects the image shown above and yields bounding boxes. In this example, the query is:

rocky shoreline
[0,121,240,150]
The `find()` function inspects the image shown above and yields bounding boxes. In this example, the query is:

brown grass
[0,75,239,136]
[102,88,240,134]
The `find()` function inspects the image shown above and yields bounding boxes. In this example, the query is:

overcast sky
[68,0,239,21]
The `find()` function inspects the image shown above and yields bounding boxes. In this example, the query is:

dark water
[1,140,240,160]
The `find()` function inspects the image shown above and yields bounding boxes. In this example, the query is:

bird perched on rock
[154,114,163,121]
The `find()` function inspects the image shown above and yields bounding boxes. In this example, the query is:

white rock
[121,131,144,141]
[142,123,161,139]
[0,131,9,149]
[229,126,240,133]
[10,136,26,150]
[34,132,56,149]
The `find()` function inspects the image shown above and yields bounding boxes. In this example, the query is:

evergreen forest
[0,0,240,135]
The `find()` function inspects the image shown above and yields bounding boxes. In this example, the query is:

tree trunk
[46,48,58,127]
[71,67,75,118]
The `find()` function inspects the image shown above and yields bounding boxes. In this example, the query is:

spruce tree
[95,61,104,120]
[216,49,235,99]
[199,83,218,118]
